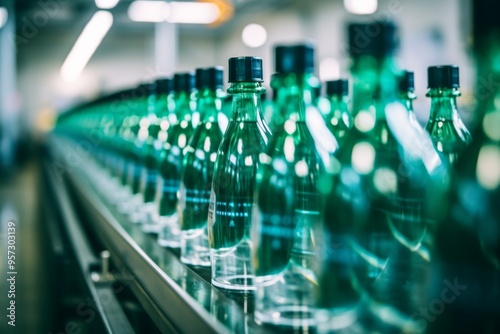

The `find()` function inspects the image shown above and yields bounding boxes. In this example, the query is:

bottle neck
[174,91,193,122]
[146,93,156,115]
[227,82,265,122]
[426,88,461,122]
[273,73,318,124]
[400,91,417,114]
[198,88,223,123]
[351,54,400,120]
[327,94,350,116]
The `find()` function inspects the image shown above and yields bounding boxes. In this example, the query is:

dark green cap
[274,44,315,74]
[428,65,459,89]
[228,57,263,83]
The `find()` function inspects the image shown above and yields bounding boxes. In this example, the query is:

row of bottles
[52,18,498,333]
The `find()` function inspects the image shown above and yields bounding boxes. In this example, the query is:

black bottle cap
[196,67,224,90]
[348,21,399,59]
[195,68,206,90]
[228,57,263,83]
[156,78,174,95]
[326,79,349,96]
[274,44,315,74]
[174,72,196,93]
[134,83,153,99]
[427,65,459,89]
[399,71,415,93]
[145,82,157,96]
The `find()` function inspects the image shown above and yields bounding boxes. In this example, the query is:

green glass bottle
[324,79,352,146]
[253,44,326,327]
[208,56,271,291]
[157,72,196,248]
[179,67,227,266]
[113,89,136,193]
[118,85,150,216]
[128,83,157,223]
[317,22,442,333]
[427,1,500,331]
[261,81,276,129]
[425,65,472,164]
[142,78,175,233]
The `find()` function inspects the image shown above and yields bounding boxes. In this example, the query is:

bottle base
[180,228,210,267]
[211,241,255,291]
[254,306,316,327]
[211,275,255,291]
[157,214,180,248]
[141,204,161,233]
[180,256,211,267]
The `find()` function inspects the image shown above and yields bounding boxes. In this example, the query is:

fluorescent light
[344,0,377,15]
[168,2,219,24]
[60,11,113,83]
[0,7,8,29]
[128,1,170,22]
[241,23,267,48]
[128,1,219,24]
[95,0,120,9]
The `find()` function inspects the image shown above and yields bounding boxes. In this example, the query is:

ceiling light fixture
[95,0,120,9]
[128,1,219,24]
[241,23,267,48]
[60,11,114,83]
[344,0,378,15]
[128,1,170,22]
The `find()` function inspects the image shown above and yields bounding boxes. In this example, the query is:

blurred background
[2,0,474,154]
[0,0,480,333]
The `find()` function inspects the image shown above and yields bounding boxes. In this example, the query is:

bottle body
[180,104,227,266]
[209,84,271,291]
[156,86,196,248]
[157,118,195,247]
[141,89,176,233]
[253,119,324,326]
[325,94,352,146]
[425,90,472,164]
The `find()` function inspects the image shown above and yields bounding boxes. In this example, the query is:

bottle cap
[427,65,459,89]
[326,79,349,96]
[196,67,224,90]
[174,72,196,93]
[348,21,399,59]
[146,82,157,95]
[195,68,206,90]
[399,71,415,92]
[228,57,263,83]
[274,44,315,74]
[156,78,174,95]
[135,83,154,99]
